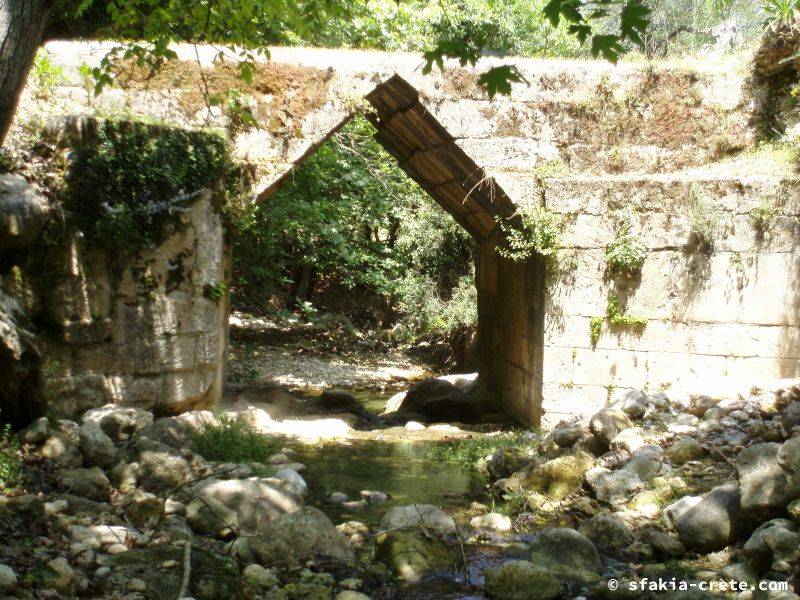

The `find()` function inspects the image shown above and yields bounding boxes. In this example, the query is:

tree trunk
[0,0,52,146]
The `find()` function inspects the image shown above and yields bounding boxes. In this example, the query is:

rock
[622,444,663,482]
[584,466,644,506]
[229,507,353,567]
[0,494,44,519]
[0,174,49,252]
[689,395,719,417]
[79,421,115,468]
[781,401,800,435]
[374,527,458,582]
[589,408,633,447]
[109,462,139,491]
[611,427,646,453]
[123,490,164,528]
[360,490,389,504]
[386,377,482,423]
[487,447,535,480]
[674,482,747,552]
[57,467,112,501]
[662,497,697,527]
[640,530,686,557]
[42,557,74,594]
[483,560,561,600]
[330,492,348,504]
[187,478,302,534]
[136,412,217,449]
[273,468,308,496]
[788,499,800,522]
[665,437,706,465]
[505,450,595,500]
[83,404,154,442]
[127,578,147,591]
[135,437,194,491]
[720,561,758,586]
[319,390,360,411]
[611,389,649,420]
[777,436,800,498]
[379,504,456,535]
[549,421,585,448]
[737,443,792,521]
[19,417,49,445]
[40,431,83,468]
[470,512,513,532]
[577,513,634,553]
[243,564,279,589]
[0,563,18,593]
[743,518,800,573]
[528,527,602,573]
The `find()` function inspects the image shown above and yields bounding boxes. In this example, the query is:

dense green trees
[231,116,475,337]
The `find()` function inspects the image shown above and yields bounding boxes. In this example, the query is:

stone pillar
[474,236,546,427]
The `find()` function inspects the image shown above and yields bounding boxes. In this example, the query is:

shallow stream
[292,388,520,599]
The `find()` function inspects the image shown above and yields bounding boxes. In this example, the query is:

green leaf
[543,0,564,26]
[590,34,625,62]
[620,0,651,47]
[478,65,528,99]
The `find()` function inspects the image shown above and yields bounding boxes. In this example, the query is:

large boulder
[487,447,536,480]
[781,401,800,436]
[78,421,115,468]
[589,409,633,447]
[187,477,302,534]
[778,436,800,499]
[0,174,49,253]
[483,560,561,600]
[374,527,458,582]
[379,504,456,535]
[229,507,353,567]
[577,513,634,555]
[737,443,792,521]
[584,466,644,506]
[505,450,595,500]
[665,437,706,465]
[742,518,800,573]
[0,291,45,427]
[134,437,195,491]
[674,483,747,552]
[622,445,663,482]
[57,467,112,502]
[383,377,483,423]
[528,528,602,575]
[610,389,649,420]
[82,404,154,443]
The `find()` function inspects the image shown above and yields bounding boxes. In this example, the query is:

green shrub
[0,424,22,493]
[606,294,647,328]
[605,223,647,275]
[589,316,603,345]
[496,206,563,261]
[30,50,65,100]
[65,119,231,257]
[203,281,227,304]
[688,186,722,248]
[749,202,778,233]
[188,415,281,464]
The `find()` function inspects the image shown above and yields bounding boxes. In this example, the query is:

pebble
[107,543,129,554]
[95,566,111,579]
[405,421,426,431]
[127,578,147,592]
[0,563,18,592]
[159,560,178,569]
[330,492,348,504]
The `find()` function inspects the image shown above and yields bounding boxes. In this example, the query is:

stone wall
[4,187,228,418]
[10,41,800,426]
